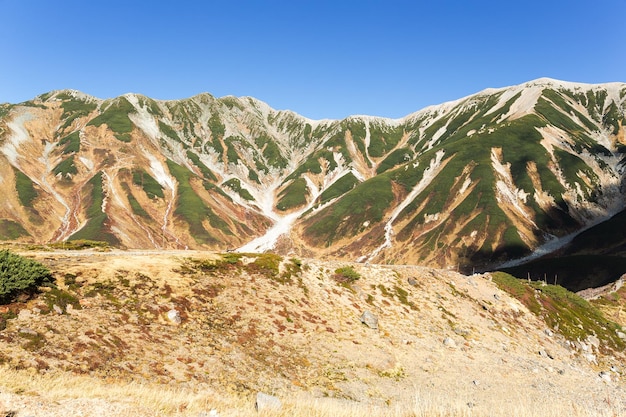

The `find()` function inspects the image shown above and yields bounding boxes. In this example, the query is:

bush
[333,266,361,283]
[0,250,53,304]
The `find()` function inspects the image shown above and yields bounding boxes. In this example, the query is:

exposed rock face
[0,78,625,277]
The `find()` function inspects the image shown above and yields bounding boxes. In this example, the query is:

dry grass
[0,366,624,417]
[0,251,625,417]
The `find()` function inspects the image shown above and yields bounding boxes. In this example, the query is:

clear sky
[1,0,624,120]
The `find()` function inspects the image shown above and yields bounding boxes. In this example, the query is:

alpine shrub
[0,250,53,304]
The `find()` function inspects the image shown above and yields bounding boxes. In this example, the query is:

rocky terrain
[0,78,625,284]
[0,248,625,416]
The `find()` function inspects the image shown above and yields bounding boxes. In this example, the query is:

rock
[586,335,600,350]
[19,327,38,336]
[443,337,457,349]
[584,353,597,364]
[167,309,182,324]
[407,277,418,286]
[539,350,554,359]
[544,329,554,337]
[53,304,63,315]
[197,410,219,417]
[255,392,281,411]
[616,331,626,340]
[360,310,378,330]
[18,309,32,320]
[453,327,470,337]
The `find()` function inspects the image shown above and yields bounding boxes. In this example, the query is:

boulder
[360,310,378,329]
[167,309,182,324]
[255,392,281,411]
[443,337,457,349]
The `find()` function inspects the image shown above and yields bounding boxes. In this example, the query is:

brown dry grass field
[0,248,625,416]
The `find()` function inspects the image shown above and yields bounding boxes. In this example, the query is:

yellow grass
[0,366,623,417]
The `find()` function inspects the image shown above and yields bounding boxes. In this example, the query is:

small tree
[0,250,53,304]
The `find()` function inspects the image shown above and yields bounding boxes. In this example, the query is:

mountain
[0,78,625,280]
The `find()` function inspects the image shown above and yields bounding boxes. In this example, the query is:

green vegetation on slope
[58,131,80,154]
[305,175,394,246]
[491,272,625,351]
[368,124,405,158]
[121,182,151,219]
[255,134,288,169]
[186,151,218,181]
[13,168,38,208]
[87,97,135,142]
[52,93,98,130]
[276,178,308,211]
[52,155,78,179]
[222,178,254,201]
[316,172,359,206]
[68,172,120,246]
[132,169,165,199]
[0,219,30,240]
[166,160,232,244]
[158,121,182,144]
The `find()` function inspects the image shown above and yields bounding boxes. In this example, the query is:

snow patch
[79,156,94,170]
[362,149,446,262]
[126,94,160,141]
[145,153,175,190]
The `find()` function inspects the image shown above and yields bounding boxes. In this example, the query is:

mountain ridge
[1,78,625,289]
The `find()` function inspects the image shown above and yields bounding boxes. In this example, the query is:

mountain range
[0,78,624,289]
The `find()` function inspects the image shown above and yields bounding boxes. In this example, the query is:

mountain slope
[0,78,624,279]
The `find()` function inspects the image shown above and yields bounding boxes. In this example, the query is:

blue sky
[1,0,624,120]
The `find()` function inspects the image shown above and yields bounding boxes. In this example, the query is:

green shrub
[0,250,54,303]
[333,266,361,283]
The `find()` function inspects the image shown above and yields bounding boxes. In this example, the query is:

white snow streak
[1,112,33,166]
[491,148,532,221]
[362,149,446,262]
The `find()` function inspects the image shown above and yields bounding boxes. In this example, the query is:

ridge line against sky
[1,0,625,120]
